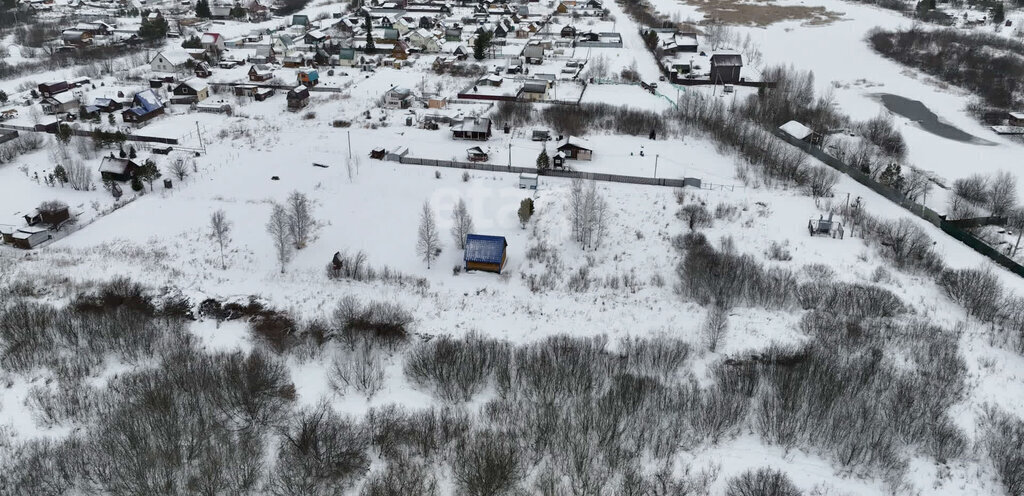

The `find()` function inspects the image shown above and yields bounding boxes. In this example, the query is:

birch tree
[209,209,232,270]
[451,198,474,249]
[267,203,293,274]
[286,191,317,249]
[417,201,441,269]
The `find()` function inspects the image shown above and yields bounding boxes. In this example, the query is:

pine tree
[364,15,375,53]
[108,113,116,126]
[992,2,1005,24]
[129,145,137,159]
[137,159,161,191]
[536,148,550,173]
[880,163,904,192]
[53,165,68,186]
[473,30,492,61]
[518,198,534,228]
[196,0,212,18]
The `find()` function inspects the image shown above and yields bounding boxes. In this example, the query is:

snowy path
[604,0,664,81]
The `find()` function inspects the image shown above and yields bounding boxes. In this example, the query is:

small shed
[41,92,79,115]
[780,120,814,142]
[1009,112,1024,126]
[467,146,488,162]
[287,86,310,110]
[248,64,274,82]
[254,87,275,101]
[464,234,508,273]
[370,147,387,159]
[297,69,319,87]
[195,61,213,78]
[519,173,538,189]
[553,151,566,169]
[557,137,592,160]
[0,224,15,244]
[532,130,550,141]
[10,227,51,249]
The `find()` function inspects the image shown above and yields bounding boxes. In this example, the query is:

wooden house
[37,81,69,97]
[121,89,164,123]
[287,85,310,110]
[61,29,93,46]
[150,50,191,74]
[254,87,275,101]
[518,79,548,101]
[452,117,491,140]
[172,79,210,103]
[41,92,79,114]
[297,69,319,87]
[557,137,592,160]
[194,61,213,78]
[24,203,70,226]
[248,64,274,81]
[99,156,139,181]
[464,234,507,273]
[392,40,411,60]
[1009,112,1024,126]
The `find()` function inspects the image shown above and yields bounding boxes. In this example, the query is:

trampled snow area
[2,0,1024,492]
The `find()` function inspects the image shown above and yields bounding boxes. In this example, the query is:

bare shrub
[453,429,525,496]
[766,241,792,261]
[725,467,802,496]
[982,407,1024,496]
[329,342,386,398]
[677,204,713,231]
[795,281,905,318]
[938,267,1003,319]
[268,402,370,495]
[332,296,413,347]
[703,304,729,352]
[869,218,943,273]
[677,244,796,309]
[859,112,906,159]
[404,333,509,402]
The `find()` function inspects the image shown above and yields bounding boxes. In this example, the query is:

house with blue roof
[464,234,508,273]
[121,89,164,124]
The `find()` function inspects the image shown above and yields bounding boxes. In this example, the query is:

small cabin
[519,173,538,190]
[99,156,139,182]
[254,87,275,101]
[38,81,69,97]
[557,137,592,160]
[553,151,566,169]
[467,146,488,162]
[297,69,319,87]
[464,234,508,273]
[248,64,274,82]
[287,86,310,110]
[452,117,492,140]
[1009,112,1024,127]
[10,227,51,249]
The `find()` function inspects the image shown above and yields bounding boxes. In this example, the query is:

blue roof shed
[464,234,508,273]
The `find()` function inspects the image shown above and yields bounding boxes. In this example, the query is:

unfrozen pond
[877,93,994,145]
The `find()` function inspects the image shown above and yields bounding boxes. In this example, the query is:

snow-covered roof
[201,32,222,44]
[561,136,591,150]
[465,234,506,264]
[133,89,163,112]
[454,117,491,133]
[48,92,78,104]
[183,79,209,92]
[780,120,813,140]
[154,50,191,67]
[99,156,137,174]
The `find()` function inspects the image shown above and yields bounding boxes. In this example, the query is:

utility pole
[653,154,659,179]
[347,131,352,160]
[196,121,203,152]
[508,142,511,170]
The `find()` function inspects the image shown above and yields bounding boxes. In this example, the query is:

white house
[151,50,192,73]
[408,28,441,52]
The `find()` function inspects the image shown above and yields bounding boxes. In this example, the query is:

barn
[464,234,508,273]
[710,52,743,84]
[10,227,51,249]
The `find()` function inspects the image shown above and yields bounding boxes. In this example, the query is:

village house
[518,79,548,101]
[522,42,544,64]
[61,30,93,46]
[297,69,319,87]
[408,28,441,52]
[248,64,274,82]
[392,40,411,60]
[121,89,165,123]
[452,117,492,140]
[41,92,79,115]
[464,234,508,273]
[194,61,213,78]
[466,146,488,162]
[150,50,192,74]
[99,156,139,182]
[557,136,593,160]
[201,33,226,53]
[37,81,68,97]
[383,86,414,108]
[287,85,310,110]
[171,79,210,103]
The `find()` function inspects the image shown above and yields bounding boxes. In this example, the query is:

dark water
[877,93,993,145]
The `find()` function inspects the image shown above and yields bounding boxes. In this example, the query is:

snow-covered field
[1,0,1024,493]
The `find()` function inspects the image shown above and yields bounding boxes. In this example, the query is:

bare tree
[417,201,441,269]
[209,209,232,270]
[988,170,1017,218]
[568,179,608,249]
[267,203,294,274]
[65,161,93,191]
[168,156,190,182]
[286,191,318,249]
[903,166,933,203]
[451,198,474,249]
[703,304,729,352]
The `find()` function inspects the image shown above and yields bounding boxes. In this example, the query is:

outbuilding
[710,51,743,84]
[519,173,538,189]
[557,137,592,160]
[287,86,310,110]
[10,227,51,249]
[452,117,492,140]
[99,156,139,182]
[464,234,508,273]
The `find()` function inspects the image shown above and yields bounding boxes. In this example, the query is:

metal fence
[775,130,1024,279]
[0,124,179,145]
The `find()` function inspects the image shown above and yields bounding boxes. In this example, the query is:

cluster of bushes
[676,237,797,309]
[948,170,1017,219]
[326,249,428,289]
[869,28,1024,110]
[494,101,665,138]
